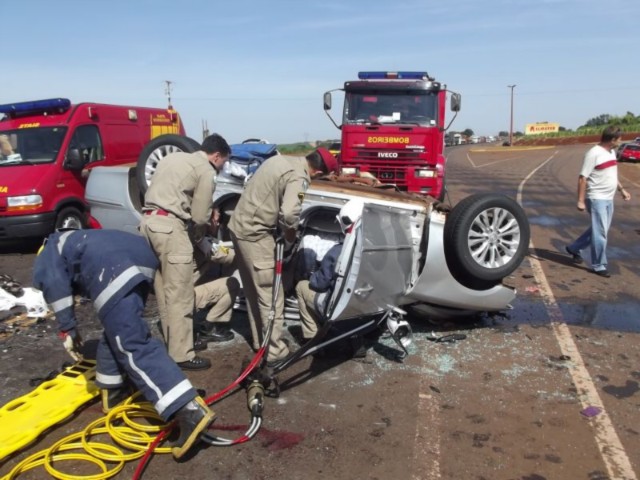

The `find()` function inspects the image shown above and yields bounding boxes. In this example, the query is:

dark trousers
[95,284,196,420]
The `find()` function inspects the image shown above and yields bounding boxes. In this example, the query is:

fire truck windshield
[343,91,438,126]
[0,127,67,165]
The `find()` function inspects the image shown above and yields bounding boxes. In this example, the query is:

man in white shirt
[566,127,631,277]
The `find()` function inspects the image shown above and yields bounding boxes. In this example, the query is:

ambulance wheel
[443,193,529,290]
[136,134,201,194]
[55,207,85,231]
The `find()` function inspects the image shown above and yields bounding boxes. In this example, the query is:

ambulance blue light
[0,98,71,115]
[358,72,430,80]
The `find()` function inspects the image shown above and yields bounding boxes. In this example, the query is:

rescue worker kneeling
[33,229,214,459]
[295,200,364,342]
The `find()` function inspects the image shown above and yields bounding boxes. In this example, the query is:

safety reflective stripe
[56,231,74,255]
[50,295,74,313]
[115,334,162,401]
[155,379,193,415]
[93,266,155,312]
[95,372,125,386]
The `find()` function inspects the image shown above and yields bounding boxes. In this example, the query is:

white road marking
[619,172,640,190]
[466,152,520,168]
[414,150,636,479]
[518,152,637,480]
[412,391,440,480]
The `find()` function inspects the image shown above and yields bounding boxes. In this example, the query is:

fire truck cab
[0,98,184,239]
[323,71,460,200]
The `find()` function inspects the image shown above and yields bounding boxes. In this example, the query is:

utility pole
[164,80,174,109]
[202,120,209,141]
[507,84,516,146]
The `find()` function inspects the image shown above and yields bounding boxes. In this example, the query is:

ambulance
[0,98,184,239]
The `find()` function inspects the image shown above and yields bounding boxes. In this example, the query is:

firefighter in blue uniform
[33,229,214,459]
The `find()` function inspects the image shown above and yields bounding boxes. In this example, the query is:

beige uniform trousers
[195,276,240,325]
[139,214,195,363]
[294,280,320,340]
[230,232,287,361]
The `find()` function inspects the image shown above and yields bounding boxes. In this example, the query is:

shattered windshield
[343,91,438,126]
[0,127,67,165]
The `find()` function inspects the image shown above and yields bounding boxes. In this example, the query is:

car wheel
[136,134,201,194]
[55,206,85,231]
[444,193,529,290]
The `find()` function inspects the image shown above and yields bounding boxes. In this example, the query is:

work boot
[172,397,215,459]
[101,385,133,414]
[177,355,212,371]
[198,323,234,343]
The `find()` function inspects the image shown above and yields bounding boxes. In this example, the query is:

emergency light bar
[0,98,71,116]
[358,71,432,80]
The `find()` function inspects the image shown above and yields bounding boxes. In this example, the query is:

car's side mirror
[64,148,88,170]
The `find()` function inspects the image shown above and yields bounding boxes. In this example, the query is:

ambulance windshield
[0,127,67,165]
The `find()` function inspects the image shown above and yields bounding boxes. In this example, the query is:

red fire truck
[0,98,184,239]
[323,71,461,200]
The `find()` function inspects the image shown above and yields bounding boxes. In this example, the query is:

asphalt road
[0,143,639,480]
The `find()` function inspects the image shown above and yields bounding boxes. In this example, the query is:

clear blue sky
[5,0,639,144]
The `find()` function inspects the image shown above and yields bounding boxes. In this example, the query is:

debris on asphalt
[426,333,467,343]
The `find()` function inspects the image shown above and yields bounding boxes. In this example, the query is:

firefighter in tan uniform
[228,148,337,364]
[139,134,231,371]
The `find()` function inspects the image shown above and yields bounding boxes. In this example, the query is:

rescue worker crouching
[228,148,337,366]
[32,229,214,459]
[192,222,240,344]
[139,133,231,371]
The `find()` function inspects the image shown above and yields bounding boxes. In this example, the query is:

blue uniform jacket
[309,243,342,293]
[33,230,158,334]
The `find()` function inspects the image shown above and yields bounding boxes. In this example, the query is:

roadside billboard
[525,122,560,135]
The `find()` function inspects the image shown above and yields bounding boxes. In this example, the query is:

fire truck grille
[369,167,405,182]
[347,150,426,187]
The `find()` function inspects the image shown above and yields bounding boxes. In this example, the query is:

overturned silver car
[86,134,530,362]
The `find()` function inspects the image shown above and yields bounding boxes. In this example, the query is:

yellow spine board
[0,360,99,460]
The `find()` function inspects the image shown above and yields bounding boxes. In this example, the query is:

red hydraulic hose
[133,239,284,479]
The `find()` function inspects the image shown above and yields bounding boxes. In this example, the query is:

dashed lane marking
[412,390,440,480]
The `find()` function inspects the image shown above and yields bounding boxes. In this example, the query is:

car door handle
[354,284,374,298]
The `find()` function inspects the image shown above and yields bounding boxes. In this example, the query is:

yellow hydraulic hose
[1,395,172,480]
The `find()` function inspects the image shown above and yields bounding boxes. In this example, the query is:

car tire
[444,193,529,290]
[55,206,85,231]
[136,134,201,194]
